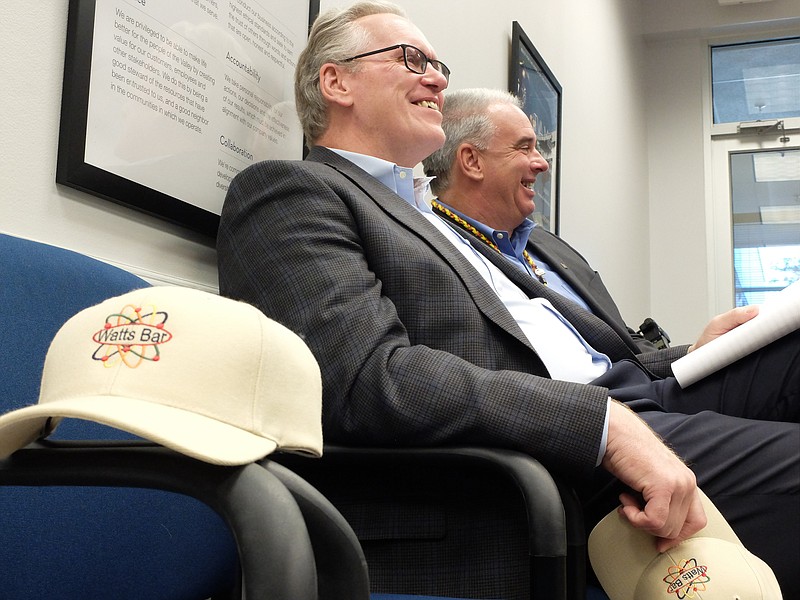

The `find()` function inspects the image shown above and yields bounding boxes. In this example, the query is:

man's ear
[457,143,484,182]
[319,63,354,107]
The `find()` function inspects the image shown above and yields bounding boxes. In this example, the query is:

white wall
[2,1,797,343]
[0,3,218,292]
[557,0,651,328]
[641,0,800,40]
[642,0,800,343]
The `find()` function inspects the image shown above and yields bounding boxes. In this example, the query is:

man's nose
[422,65,448,91]
[531,152,549,173]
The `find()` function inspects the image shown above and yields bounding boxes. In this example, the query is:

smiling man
[292,4,447,168]
[423,88,659,351]
[217,2,799,596]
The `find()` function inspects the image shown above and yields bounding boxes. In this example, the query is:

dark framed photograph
[57,0,319,239]
[509,21,562,234]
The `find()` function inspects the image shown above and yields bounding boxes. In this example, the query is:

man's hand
[688,305,759,353]
[601,401,707,552]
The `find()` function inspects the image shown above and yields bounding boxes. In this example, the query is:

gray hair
[423,88,522,195]
[295,1,408,146]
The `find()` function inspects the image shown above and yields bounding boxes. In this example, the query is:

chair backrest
[0,234,238,598]
[1,234,147,432]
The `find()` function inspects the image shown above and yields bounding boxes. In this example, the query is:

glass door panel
[730,149,800,306]
[711,139,800,312]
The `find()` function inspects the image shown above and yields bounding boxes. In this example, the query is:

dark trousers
[584,329,800,596]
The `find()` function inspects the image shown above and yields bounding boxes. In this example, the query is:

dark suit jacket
[217,146,687,478]
[449,221,661,353]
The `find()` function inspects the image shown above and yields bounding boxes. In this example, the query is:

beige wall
[641,0,800,40]
[1,0,798,342]
[642,1,800,342]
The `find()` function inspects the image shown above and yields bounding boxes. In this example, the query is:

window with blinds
[712,39,800,306]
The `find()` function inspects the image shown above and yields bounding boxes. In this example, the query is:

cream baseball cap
[0,286,323,465]
[588,490,782,599]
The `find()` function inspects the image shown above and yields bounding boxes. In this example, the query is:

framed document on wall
[509,21,561,234]
[57,0,319,238]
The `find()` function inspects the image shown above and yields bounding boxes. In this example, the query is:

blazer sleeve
[637,344,690,379]
[217,159,610,478]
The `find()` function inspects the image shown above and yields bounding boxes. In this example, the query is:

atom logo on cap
[663,558,711,598]
[91,303,172,368]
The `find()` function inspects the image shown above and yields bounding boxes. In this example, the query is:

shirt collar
[327,148,434,212]
[435,199,536,257]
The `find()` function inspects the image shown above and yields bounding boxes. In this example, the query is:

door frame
[708,121,800,313]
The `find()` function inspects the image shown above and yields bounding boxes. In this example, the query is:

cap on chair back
[0,286,323,465]
[588,490,782,599]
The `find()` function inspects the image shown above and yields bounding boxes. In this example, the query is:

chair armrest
[262,459,371,600]
[276,445,572,599]
[0,442,318,600]
[325,446,567,557]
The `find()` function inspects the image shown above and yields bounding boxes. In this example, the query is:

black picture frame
[56,0,320,240]
[509,21,562,234]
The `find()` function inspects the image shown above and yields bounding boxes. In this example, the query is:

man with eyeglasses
[218,2,798,595]
[423,88,668,352]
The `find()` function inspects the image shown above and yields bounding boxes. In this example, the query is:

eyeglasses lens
[403,47,426,73]
[403,46,450,82]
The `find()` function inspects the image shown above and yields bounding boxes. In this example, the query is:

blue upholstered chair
[0,443,321,599]
[0,233,242,598]
[0,233,380,600]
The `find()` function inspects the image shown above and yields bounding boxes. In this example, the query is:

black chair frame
[0,442,319,600]
[277,445,589,600]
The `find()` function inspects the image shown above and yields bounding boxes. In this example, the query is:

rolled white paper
[672,280,800,388]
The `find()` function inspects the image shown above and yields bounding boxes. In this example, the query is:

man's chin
[421,128,446,156]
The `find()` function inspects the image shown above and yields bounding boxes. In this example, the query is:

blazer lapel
[305,148,535,352]
[527,231,613,317]
[454,230,639,363]
[526,230,640,349]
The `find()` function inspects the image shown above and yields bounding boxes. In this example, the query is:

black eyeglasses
[342,44,450,84]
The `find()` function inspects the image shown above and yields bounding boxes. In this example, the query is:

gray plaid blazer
[217,146,685,477]
[449,215,664,354]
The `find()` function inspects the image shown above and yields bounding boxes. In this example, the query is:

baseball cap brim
[0,395,278,466]
[588,490,782,599]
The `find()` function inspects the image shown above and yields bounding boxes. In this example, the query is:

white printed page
[85,0,306,214]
